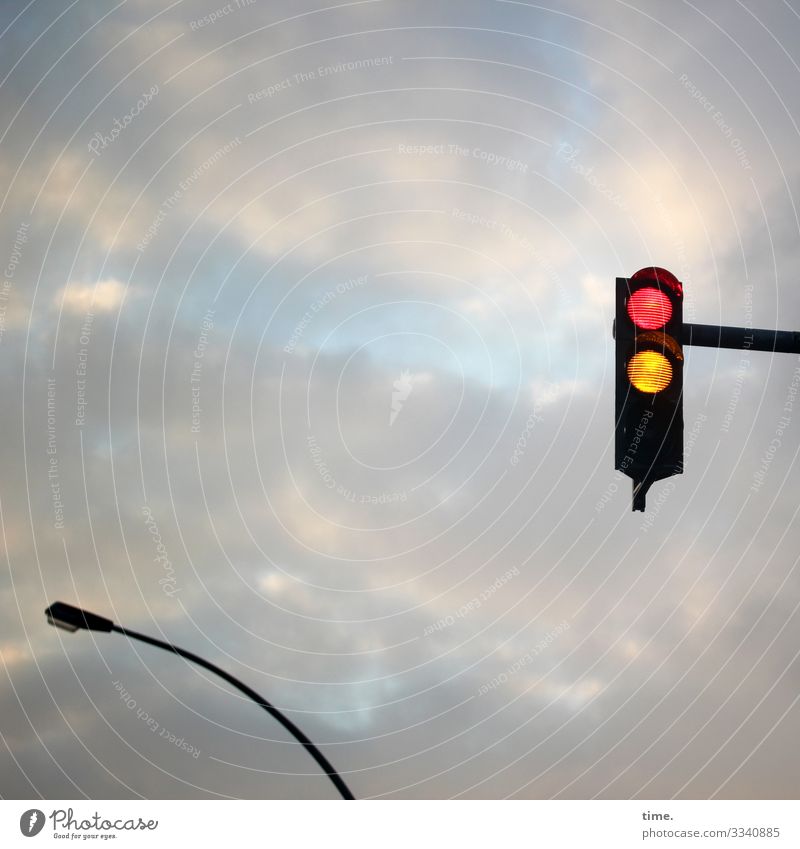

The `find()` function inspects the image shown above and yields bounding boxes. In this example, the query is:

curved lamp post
[44,601,354,800]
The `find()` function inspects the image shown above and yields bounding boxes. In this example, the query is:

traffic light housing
[615,267,684,511]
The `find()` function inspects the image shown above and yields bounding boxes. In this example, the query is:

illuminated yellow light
[628,351,673,393]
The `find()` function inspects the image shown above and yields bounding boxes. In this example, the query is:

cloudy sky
[1,0,800,800]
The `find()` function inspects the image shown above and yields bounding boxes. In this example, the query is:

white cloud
[57,279,128,314]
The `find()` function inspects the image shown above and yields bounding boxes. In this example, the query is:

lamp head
[45,602,114,633]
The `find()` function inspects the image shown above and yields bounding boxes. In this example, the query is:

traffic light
[614,267,684,511]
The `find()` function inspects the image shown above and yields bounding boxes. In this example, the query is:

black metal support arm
[44,602,354,800]
[683,323,800,354]
[112,625,355,800]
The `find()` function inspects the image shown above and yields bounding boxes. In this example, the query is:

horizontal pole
[683,323,800,354]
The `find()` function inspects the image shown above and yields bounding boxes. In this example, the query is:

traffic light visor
[631,266,682,295]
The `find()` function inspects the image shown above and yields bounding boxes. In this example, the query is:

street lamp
[44,601,355,800]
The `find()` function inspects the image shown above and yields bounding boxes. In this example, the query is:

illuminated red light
[627,287,672,329]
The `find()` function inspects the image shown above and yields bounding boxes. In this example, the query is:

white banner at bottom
[2,799,797,848]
